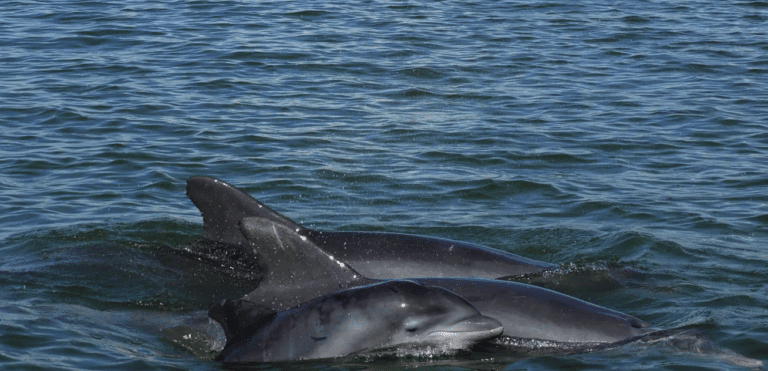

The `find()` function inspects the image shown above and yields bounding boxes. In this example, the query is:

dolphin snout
[450,315,503,334]
[428,314,504,343]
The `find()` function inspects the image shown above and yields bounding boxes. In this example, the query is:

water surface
[1,0,767,369]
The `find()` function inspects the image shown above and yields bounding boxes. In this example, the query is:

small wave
[396,66,446,79]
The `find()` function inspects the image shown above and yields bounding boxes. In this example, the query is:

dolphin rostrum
[209,280,503,362]
[185,176,556,279]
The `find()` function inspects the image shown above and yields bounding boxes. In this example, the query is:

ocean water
[1,0,767,369]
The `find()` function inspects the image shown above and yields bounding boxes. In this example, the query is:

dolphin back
[238,216,372,310]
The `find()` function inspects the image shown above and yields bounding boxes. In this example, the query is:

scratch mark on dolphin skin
[272,225,286,250]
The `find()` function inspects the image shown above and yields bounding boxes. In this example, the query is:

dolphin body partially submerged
[209,280,503,362]
[236,215,652,347]
[186,176,556,279]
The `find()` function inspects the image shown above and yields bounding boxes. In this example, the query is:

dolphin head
[382,280,504,349]
[318,280,504,355]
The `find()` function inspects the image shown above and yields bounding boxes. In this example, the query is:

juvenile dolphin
[237,216,652,348]
[209,280,504,362]
[186,176,556,279]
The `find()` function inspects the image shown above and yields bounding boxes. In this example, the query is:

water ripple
[1,0,767,369]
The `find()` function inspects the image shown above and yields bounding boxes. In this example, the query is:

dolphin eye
[404,319,421,333]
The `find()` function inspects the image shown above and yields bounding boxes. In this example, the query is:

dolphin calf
[237,216,652,348]
[209,280,504,362]
[186,176,556,279]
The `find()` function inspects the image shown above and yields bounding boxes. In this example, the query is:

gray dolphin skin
[186,176,556,279]
[209,280,504,362]
[414,277,649,344]
[236,216,652,347]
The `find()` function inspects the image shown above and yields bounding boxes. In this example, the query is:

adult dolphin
[237,216,652,347]
[209,280,503,362]
[186,176,556,279]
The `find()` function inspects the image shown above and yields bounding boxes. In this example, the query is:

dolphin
[208,280,504,362]
[185,176,556,279]
[236,216,652,348]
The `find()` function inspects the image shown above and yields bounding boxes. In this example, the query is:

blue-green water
[1,0,767,369]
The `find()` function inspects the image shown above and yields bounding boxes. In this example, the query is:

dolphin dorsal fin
[186,176,305,248]
[208,299,277,348]
[238,216,372,310]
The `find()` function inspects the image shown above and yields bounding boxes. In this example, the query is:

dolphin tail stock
[237,216,373,310]
[610,327,764,370]
[208,299,277,351]
[186,176,306,248]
